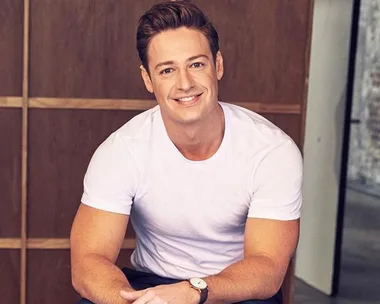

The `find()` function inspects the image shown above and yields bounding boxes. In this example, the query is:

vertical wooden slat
[300,0,315,151]
[21,0,30,303]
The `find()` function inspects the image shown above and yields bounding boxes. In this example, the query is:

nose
[176,69,195,91]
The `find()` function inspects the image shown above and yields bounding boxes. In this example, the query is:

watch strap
[199,287,208,304]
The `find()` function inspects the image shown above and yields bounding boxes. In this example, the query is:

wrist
[187,278,209,304]
[181,281,201,304]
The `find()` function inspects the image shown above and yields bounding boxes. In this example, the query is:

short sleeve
[248,139,303,220]
[81,132,137,215]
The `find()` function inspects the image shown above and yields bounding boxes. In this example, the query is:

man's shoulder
[221,101,275,127]
[114,105,160,140]
[221,102,290,144]
[94,105,160,159]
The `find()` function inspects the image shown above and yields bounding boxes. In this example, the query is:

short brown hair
[136,0,219,72]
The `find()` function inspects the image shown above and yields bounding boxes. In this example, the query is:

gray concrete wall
[348,0,380,192]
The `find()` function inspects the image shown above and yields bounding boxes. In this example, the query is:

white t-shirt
[81,102,303,279]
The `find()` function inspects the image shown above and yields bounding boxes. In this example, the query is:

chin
[172,114,202,125]
[162,96,216,124]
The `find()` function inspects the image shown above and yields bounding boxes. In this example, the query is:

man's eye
[160,68,173,75]
[191,62,204,68]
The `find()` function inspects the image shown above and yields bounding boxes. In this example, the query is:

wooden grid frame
[0,1,315,303]
[0,97,301,113]
[0,238,136,250]
[0,96,303,304]
[1,100,302,304]
[20,0,30,303]
[1,99,301,304]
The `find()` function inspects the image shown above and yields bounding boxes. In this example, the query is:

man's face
[141,27,224,125]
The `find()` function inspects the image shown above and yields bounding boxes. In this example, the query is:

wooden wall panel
[28,109,142,238]
[28,0,310,106]
[193,0,311,104]
[0,109,22,237]
[0,0,23,96]
[27,250,80,304]
[26,250,135,303]
[0,250,20,303]
[263,114,302,147]
[17,2,311,304]
[117,249,135,269]
[29,0,156,99]
[126,221,136,239]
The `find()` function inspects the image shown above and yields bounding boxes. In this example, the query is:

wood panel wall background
[0,0,313,303]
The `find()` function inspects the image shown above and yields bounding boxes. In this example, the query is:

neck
[163,104,225,161]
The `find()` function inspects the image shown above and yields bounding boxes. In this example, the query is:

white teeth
[178,95,196,102]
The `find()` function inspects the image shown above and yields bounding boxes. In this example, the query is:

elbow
[265,280,283,300]
[71,274,80,294]
[71,270,88,299]
[257,285,281,301]
[257,277,283,300]
[270,284,282,299]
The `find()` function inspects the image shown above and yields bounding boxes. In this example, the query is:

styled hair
[136,0,219,72]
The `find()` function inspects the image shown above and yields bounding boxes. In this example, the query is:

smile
[174,93,203,103]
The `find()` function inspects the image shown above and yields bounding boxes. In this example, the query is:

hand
[120,281,200,304]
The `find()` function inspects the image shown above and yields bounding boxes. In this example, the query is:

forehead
[147,27,211,65]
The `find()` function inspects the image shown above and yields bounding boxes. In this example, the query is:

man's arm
[204,217,299,303]
[120,217,299,304]
[70,203,134,304]
[203,140,302,303]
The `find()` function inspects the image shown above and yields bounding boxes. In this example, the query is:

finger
[132,289,156,304]
[120,289,145,301]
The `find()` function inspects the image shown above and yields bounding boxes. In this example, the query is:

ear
[215,51,224,80]
[140,65,154,93]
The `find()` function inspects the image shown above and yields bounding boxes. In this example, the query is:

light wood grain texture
[28,238,136,249]
[0,239,22,249]
[0,97,23,107]
[233,102,301,114]
[21,0,30,303]
[0,238,136,249]
[0,97,302,114]
[29,97,158,110]
[27,97,301,114]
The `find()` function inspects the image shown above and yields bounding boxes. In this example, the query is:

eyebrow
[154,54,210,71]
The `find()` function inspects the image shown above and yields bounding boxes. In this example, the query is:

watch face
[190,278,208,289]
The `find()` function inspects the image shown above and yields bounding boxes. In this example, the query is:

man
[70,1,303,304]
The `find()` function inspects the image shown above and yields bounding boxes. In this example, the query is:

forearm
[204,255,285,304]
[72,253,134,304]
